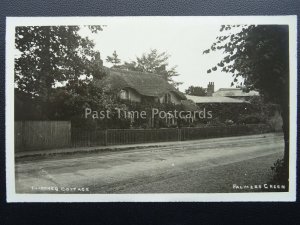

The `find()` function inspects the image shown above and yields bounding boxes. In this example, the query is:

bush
[237,113,266,124]
[270,158,288,186]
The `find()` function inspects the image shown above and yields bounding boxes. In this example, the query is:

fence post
[104,129,108,146]
[21,121,26,150]
[180,128,184,141]
[68,121,71,147]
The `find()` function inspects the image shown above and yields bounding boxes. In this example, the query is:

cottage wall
[128,89,141,102]
[170,92,182,104]
[159,92,181,105]
[119,88,141,102]
[159,96,164,103]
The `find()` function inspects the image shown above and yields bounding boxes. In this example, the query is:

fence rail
[15,122,273,152]
[71,124,273,147]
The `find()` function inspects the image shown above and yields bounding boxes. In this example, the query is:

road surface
[15,133,285,193]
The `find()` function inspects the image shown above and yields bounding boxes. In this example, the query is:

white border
[6,16,297,202]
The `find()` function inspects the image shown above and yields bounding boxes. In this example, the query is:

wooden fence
[71,124,273,147]
[15,121,71,152]
[15,121,273,151]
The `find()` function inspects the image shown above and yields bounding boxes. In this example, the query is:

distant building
[212,88,259,101]
[94,68,186,104]
[185,81,259,104]
[185,83,255,125]
[185,95,248,104]
[200,80,259,100]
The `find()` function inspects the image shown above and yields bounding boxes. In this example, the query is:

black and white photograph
[5,16,297,202]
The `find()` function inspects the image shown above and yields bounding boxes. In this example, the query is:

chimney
[207,82,215,96]
[95,52,103,67]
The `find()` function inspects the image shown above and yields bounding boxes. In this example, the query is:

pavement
[15,133,281,159]
[15,140,189,158]
[15,133,285,193]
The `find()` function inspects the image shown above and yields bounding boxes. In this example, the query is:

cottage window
[120,89,129,100]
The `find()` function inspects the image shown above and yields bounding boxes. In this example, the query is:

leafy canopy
[106,50,121,66]
[204,25,290,171]
[118,49,182,87]
[14,25,112,120]
[15,25,103,99]
[185,86,207,96]
[203,25,289,105]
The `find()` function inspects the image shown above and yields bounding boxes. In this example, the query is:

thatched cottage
[95,67,186,104]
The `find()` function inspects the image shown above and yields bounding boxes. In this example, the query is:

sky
[80,19,240,92]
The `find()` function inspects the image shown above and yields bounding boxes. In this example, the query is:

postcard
[6,16,297,202]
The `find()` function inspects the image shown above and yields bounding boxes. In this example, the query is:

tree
[204,25,289,181]
[106,50,121,66]
[15,25,104,118]
[48,79,123,129]
[15,26,103,97]
[185,86,207,96]
[120,49,182,87]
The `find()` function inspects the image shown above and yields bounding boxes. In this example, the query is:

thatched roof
[186,95,248,104]
[94,68,186,100]
[212,88,259,97]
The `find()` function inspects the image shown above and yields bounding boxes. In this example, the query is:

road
[15,133,284,193]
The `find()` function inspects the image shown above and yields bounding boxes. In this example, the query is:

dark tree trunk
[280,97,289,187]
[281,106,289,166]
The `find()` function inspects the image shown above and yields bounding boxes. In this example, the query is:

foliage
[204,24,290,169]
[50,81,116,118]
[237,113,266,124]
[106,50,121,66]
[198,103,249,124]
[185,86,207,96]
[270,158,288,187]
[15,25,106,119]
[203,25,289,105]
[234,96,281,126]
[118,100,185,129]
[119,49,182,87]
[15,26,103,98]
[15,78,123,127]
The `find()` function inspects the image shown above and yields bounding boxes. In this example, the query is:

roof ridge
[94,67,186,100]
[218,88,241,90]
[109,67,164,78]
